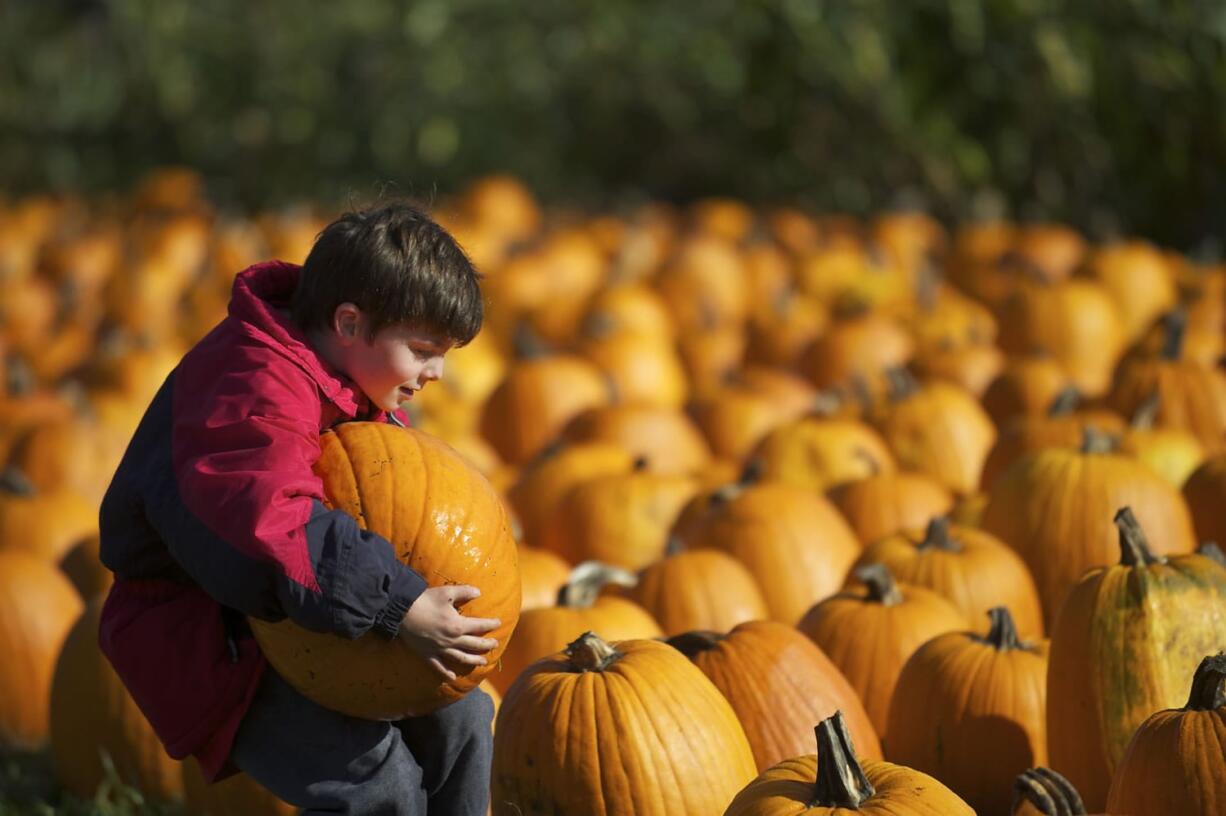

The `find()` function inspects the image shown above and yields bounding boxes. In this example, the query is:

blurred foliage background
[0,0,1223,251]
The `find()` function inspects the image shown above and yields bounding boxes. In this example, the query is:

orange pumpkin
[797,563,966,739]
[826,467,953,546]
[724,711,974,815]
[249,423,520,720]
[492,633,758,815]
[516,546,571,611]
[630,541,768,636]
[886,607,1050,814]
[486,562,661,695]
[982,355,1072,426]
[560,404,712,476]
[1184,453,1226,547]
[668,621,881,771]
[0,550,84,749]
[751,416,896,491]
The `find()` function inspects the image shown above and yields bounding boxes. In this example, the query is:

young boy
[97,201,501,814]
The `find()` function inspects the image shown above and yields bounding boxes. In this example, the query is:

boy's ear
[332,302,364,345]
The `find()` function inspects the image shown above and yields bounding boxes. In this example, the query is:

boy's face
[330,304,454,413]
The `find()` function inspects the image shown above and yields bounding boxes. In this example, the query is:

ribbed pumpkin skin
[537,469,698,570]
[827,470,953,546]
[1108,357,1226,452]
[630,550,768,636]
[751,418,897,492]
[980,408,1127,491]
[516,546,571,611]
[249,423,521,720]
[51,600,184,802]
[183,760,295,816]
[850,524,1044,638]
[506,441,635,548]
[480,355,610,465]
[1047,551,1226,810]
[491,638,758,815]
[0,550,83,749]
[675,621,881,771]
[796,580,966,741]
[982,447,1196,630]
[486,597,661,695]
[885,627,1050,814]
[1104,672,1226,814]
[724,755,974,815]
[873,382,997,496]
[679,483,862,625]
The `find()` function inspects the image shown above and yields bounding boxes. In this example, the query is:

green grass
[0,750,181,816]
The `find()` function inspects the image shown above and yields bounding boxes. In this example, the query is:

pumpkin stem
[809,711,876,808]
[884,366,920,402]
[812,390,843,418]
[1011,767,1088,815]
[852,447,881,477]
[855,563,903,607]
[738,458,765,487]
[5,355,34,397]
[985,606,1021,651]
[1130,392,1161,431]
[1198,541,1226,566]
[1047,386,1082,417]
[664,535,685,557]
[0,467,35,497]
[511,321,551,360]
[565,631,622,672]
[1160,309,1188,361]
[1114,507,1166,567]
[632,456,649,473]
[557,561,638,608]
[665,630,724,659]
[919,517,961,552]
[1080,425,1119,455]
[1184,653,1226,711]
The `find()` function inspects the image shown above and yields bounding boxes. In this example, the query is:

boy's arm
[156,363,425,639]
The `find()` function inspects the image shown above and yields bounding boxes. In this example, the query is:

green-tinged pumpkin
[982,427,1197,630]
[1105,653,1226,815]
[797,564,967,740]
[1046,508,1226,810]
[486,562,661,695]
[667,621,881,771]
[0,550,84,749]
[491,633,757,815]
[886,607,1050,814]
[850,518,1044,638]
[724,711,974,815]
[50,600,184,802]
[249,423,521,720]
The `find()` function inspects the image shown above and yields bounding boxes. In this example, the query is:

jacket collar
[227,260,383,421]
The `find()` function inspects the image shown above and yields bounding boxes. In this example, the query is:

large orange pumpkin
[0,550,84,749]
[249,423,521,720]
[668,621,881,771]
[491,633,758,815]
[629,541,767,636]
[826,467,953,546]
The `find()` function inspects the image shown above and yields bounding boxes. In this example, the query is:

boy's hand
[397,585,501,681]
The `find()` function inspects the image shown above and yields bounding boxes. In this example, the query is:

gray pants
[230,668,493,815]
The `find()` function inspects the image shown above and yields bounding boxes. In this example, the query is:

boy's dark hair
[292,201,483,344]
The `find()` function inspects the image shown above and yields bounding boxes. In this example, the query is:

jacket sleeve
[164,355,427,639]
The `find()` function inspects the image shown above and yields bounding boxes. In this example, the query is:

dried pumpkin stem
[1080,425,1118,455]
[1130,392,1161,431]
[1113,507,1165,567]
[557,561,638,608]
[0,467,35,497]
[985,607,1021,651]
[665,630,724,659]
[1185,654,1226,711]
[919,517,961,552]
[1011,767,1087,815]
[885,366,919,401]
[852,447,881,477]
[1198,541,1226,566]
[1047,386,1082,417]
[809,711,875,808]
[565,632,621,672]
[664,535,686,557]
[855,563,903,606]
[1161,309,1188,361]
